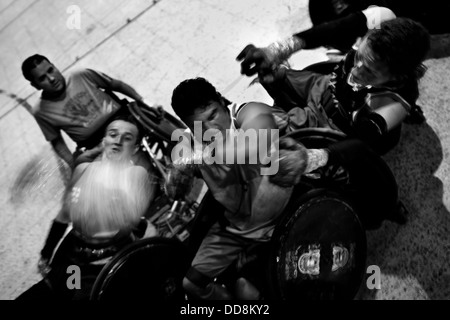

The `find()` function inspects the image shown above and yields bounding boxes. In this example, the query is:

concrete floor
[0,0,449,300]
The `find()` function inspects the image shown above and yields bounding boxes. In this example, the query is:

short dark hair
[171,77,230,119]
[107,113,145,145]
[21,54,51,82]
[366,18,430,80]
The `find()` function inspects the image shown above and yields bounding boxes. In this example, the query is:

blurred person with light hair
[17,114,156,300]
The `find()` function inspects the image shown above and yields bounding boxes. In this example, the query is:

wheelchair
[88,122,377,301]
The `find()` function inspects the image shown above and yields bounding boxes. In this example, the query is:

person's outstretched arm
[82,68,145,103]
[108,78,144,103]
[237,6,395,82]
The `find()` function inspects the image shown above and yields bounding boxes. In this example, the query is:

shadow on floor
[9,146,69,208]
[356,121,450,299]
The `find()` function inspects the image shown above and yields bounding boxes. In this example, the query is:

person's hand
[236,44,278,79]
[37,257,51,278]
[73,144,104,168]
[85,144,104,158]
[269,137,309,188]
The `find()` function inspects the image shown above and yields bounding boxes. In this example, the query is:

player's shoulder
[236,101,273,119]
[67,67,99,80]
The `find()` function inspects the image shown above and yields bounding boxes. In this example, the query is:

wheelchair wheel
[285,128,349,189]
[268,188,366,300]
[90,237,189,301]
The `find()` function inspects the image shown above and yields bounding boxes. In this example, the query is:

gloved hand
[236,44,278,79]
[269,137,309,188]
[237,37,303,84]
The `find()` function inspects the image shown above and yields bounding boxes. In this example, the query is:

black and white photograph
[0,0,449,305]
